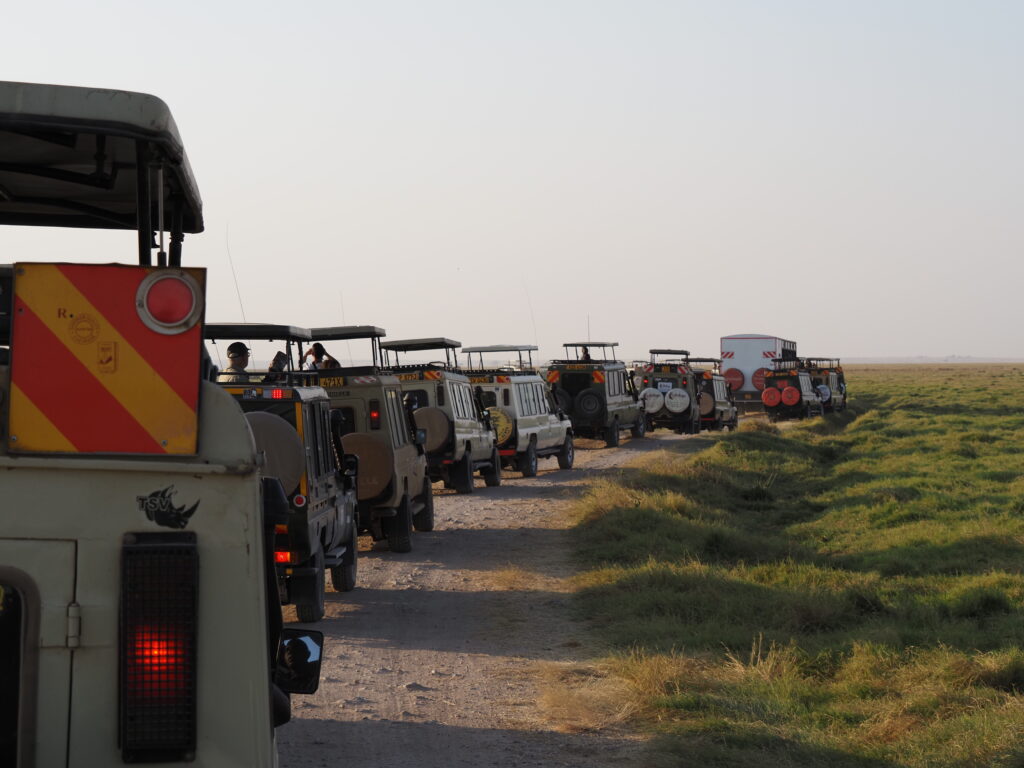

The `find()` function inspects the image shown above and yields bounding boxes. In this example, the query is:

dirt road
[279,431,712,768]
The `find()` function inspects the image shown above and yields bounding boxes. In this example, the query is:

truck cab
[0,81,320,767]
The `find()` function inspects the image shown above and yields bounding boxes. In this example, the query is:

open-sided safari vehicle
[686,357,740,431]
[379,338,500,493]
[637,349,701,434]
[462,345,574,476]
[205,323,360,615]
[309,326,435,553]
[761,357,827,420]
[0,81,321,768]
[546,342,646,447]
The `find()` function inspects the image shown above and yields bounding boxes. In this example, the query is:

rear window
[0,584,22,765]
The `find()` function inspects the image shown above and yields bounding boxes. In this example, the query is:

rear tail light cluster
[369,399,381,429]
[120,532,198,763]
[135,271,203,335]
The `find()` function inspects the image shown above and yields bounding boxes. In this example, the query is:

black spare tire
[574,388,604,419]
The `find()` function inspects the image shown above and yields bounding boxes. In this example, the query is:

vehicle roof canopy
[380,338,461,352]
[462,344,537,354]
[310,325,386,341]
[564,342,617,348]
[205,323,312,342]
[650,348,690,357]
[0,81,203,242]
[687,357,721,364]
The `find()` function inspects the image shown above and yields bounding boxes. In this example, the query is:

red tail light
[275,550,293,564]
[369,399,381,429]
[271,388,286,399]
[292,494,307,509]
[135,271,203,335]
[120,532,197,762]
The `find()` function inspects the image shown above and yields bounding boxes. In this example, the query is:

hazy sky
[3,1,1021,363]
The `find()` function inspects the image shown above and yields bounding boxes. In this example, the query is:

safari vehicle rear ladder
[461,344,538,374]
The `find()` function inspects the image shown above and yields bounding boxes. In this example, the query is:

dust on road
[279,431,713,768]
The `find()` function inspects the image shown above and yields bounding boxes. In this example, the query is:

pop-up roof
[204,323,312,342]
[0,81,203,261]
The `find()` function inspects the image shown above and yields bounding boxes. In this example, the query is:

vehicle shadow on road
[278,716,642,768]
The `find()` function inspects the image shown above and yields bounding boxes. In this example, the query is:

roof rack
[649,348,690,358]
[205,323,312,372]
[553,341,620,364]
[462,344,537,372]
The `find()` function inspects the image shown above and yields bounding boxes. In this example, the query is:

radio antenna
[225,223,247,324]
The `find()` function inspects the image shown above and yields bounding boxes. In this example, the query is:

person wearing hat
[218,341,251,383]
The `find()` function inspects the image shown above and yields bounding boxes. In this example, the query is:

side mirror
[413,428,427,446]
[274,628,324,695]
[342,454,358,476]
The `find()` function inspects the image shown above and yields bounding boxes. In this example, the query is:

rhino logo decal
[137,486,200,529]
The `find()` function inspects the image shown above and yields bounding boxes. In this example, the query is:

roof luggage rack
[462,344,537,373]
[205,323,312,373]
[380,337,461,370]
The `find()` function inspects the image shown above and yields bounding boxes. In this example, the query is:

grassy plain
[570,365,1024,767]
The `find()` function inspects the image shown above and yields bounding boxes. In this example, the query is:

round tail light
[136,271,203,335]
[761,388,781,407]
[781,386,801,407]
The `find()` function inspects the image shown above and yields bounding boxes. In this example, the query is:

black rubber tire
[295,545,326,623]
[452,451,474,494]
[574,389,603,419]
[557,435,574,470]
[604,420,620,448]
[519,441,538,477]
[330,522,358,593]
[413,479,434,532]
[386,495,413,553]
[483,447,502,487]
[554,388,572,413]
[630,414,647,438]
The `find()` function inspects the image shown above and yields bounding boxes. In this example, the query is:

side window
[306,405,323,480]
[534,383,547,414]
[320,402,337,470]
[386,390,407,447]
[436,384,446,408]
[503,388,510,407]
[528,384,540,415]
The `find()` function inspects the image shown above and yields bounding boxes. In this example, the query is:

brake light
[643,377,649,386]
[275,550,293,564]
[369,399,381,429]
[274,524,288,534]
[120,532,197,762]
[271,389,285,400]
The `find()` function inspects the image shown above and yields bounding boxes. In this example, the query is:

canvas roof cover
[310,326,386,341]
[0,80,202,231]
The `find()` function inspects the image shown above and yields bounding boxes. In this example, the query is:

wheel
[630,414,647,438]
[295,544,326,623]
[413,479,434,531]
[604,419,620,447]
[330,521,358,592]
[483,447,502,487]
[452,451,474,494]
[574,389,604,419]
[557,434,575,469]
[385,495,413,553]
[519,441,538,477]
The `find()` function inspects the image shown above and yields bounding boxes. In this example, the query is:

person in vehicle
[580,346,592,361]
[304,342,340,370]
[218,342,251,383]
[262,350,289,383]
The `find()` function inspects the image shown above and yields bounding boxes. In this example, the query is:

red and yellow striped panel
[592,370,606,384]
[8,263,204,455]
[546,370,560,383]
[424,370,443,380]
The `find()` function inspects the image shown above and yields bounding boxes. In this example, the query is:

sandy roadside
[278,430,713,768]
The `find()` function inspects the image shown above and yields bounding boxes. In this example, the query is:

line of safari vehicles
[0,81,845,767]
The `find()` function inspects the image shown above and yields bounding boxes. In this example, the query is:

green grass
[571,365,1024,767]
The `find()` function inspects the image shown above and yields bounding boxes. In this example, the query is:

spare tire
[488,407,515,446]
[413,406,451,453]
[815,384,832,404]
[554,388,572,414]
[574,389,604,418]
[639,388,664,414]
[245,412,305,497]
[723,368,744,391]
[752,368,770,391]
[699,391,715,416]
[781,386,801,407]
[663,388,690,414]
[761,387,782,407]
[341,433,394,501]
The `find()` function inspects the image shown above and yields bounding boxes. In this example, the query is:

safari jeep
[206,323,360,621]
[0,81,320,768]
[546,342,646,447]
[463,345,574,476]
[380,338,500,493]
[761,358,825,420]
[637,349,701,434]
[688,357,740,431]
[803,358,847,413]
[310,326,435,553]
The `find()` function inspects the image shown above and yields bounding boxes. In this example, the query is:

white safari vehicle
[0,82,320,768]
[462,345,574,476]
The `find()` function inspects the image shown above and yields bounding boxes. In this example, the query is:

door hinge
[66,602,81,648]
